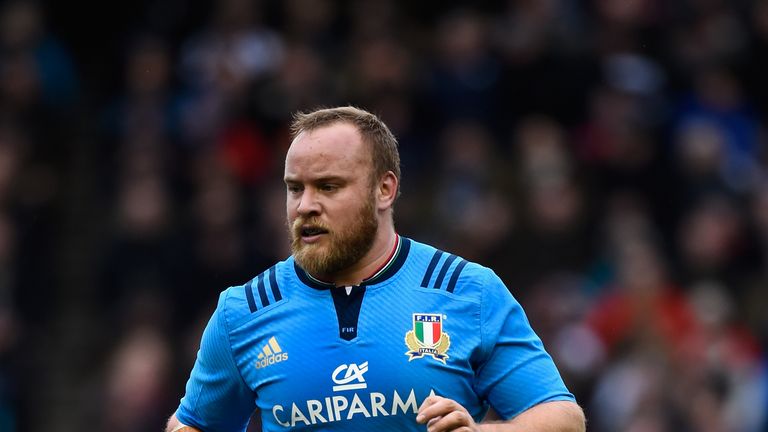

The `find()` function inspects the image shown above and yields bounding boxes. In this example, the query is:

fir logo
[405,313,450,363]
[255,336,288,369]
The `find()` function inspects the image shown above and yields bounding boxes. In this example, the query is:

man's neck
[330,228,397,287]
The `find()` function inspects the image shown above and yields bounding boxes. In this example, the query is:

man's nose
[296,189,321,216]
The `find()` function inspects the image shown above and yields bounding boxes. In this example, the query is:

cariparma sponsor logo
[255,336,288,369]
[405,313,450,363]
[271,361,436,428]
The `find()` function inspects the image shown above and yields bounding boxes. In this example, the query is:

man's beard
[290,197,379,279]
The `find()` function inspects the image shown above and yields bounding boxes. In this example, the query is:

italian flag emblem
[405,313,450,363]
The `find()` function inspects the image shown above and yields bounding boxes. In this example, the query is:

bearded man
[166,106,585,432]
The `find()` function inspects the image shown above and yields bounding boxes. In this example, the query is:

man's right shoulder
[216,258,294,329]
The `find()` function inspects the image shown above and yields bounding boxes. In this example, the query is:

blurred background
[0,0,767,430]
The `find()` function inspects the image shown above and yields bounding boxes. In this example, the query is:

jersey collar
[294,235,411,290]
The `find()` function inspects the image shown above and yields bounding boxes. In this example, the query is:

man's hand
[165,414,202,432]
[417,395,480,432]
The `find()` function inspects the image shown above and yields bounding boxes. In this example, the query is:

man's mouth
[300,226,329,238]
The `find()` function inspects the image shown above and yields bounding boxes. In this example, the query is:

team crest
[405,313,450,363]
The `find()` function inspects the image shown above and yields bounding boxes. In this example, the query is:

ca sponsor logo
[255,336,288,369]
[332,361,368,391]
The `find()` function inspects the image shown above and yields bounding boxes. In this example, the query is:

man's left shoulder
[440,259,500,298]
[405,239,500,300]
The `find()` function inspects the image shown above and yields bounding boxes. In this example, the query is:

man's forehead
[286,123,368,163]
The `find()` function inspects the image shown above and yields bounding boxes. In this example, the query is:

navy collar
[294,236,411,290]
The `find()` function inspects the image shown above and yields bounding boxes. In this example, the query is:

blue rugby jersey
[176,236,575,431]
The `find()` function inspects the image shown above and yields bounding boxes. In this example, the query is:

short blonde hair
[290,106,401,191]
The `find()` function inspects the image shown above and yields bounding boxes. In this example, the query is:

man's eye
[320,184,337,192]
[287,186,302,193]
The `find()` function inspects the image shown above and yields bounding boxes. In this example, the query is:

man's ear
[376,171,398,210]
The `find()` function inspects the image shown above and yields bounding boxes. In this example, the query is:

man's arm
[417,397,585,432]
[170,291,257,431]
[481,401,585,432]
[165,413,202,432]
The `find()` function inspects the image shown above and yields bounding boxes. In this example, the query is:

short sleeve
[176,290,256,432]
[473,271,575,419]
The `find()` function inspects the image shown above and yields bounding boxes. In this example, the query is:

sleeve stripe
[269,266,282,301]
[257,273,269,307]
[244,279,257,312]
[421,250,444,287]
[433,254,459,289]
[246,265,285,313]
[445,259,468,293]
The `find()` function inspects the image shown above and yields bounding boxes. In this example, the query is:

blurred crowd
[0,0,767,430]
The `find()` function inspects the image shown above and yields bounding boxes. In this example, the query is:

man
[167,107,585,431]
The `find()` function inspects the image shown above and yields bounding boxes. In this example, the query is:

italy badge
[405,313,450,363]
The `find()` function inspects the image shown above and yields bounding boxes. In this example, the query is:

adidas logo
[255,336,288,369]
